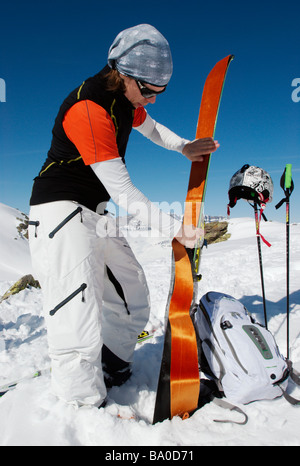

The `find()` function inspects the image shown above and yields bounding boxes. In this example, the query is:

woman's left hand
[182,137,220,162]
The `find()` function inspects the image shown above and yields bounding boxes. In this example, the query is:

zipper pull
[28,220,40,238]
[81,283,87,302]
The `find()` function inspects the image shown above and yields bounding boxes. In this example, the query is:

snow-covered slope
[0,203,33,281]
[0,203,299,446]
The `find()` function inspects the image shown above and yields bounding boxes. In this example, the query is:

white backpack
[193,292,292,405]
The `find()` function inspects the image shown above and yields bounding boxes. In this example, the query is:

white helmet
[228,164,274,208]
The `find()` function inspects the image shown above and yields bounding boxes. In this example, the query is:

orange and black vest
[30,66,144,212]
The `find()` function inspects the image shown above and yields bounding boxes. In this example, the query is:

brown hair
[104,69,126,93]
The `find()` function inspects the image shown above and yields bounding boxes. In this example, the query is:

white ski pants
[29,201,150,407]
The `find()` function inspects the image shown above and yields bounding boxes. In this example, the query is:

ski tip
[224,54,235,64]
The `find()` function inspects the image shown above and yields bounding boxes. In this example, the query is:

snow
[0,203,33,281]
[0,202,299,446]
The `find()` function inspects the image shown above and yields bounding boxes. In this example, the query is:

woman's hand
[182,137,220,162]
[175,223,204,249]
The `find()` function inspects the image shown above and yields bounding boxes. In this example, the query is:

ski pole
[285,165,292,360]
[254,202,268,329]
[276,164,294,359]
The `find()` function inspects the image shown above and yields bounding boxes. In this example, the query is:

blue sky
[1,0,299,223]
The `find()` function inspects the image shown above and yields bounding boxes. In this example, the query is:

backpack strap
[277,360,300,406]
[286,359,300,386]
[279,387,300,406]
[211,397,248,425]
[196,379,249,425]
[290,366,300,386]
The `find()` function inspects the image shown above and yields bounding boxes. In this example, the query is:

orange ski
[153,55,234,423]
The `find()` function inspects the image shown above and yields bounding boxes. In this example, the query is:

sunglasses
[136,80,167,99]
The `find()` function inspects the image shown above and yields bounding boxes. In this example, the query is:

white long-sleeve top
[91,113,189,238]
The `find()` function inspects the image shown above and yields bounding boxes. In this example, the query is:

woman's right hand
[174,223,204,249]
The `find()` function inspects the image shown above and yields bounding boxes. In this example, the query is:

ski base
[153,55,234,424]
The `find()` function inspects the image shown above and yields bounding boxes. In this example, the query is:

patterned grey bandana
[107,24,173,86]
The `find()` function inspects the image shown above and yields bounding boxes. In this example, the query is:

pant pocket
[49,283,87,316]
[48,207,83,239]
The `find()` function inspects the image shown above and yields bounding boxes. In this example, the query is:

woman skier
[29,24,220,408]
